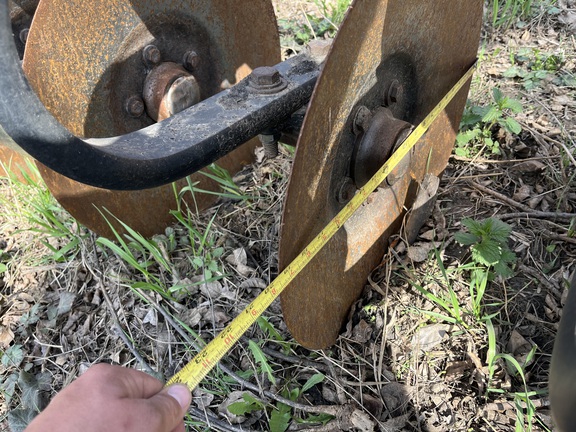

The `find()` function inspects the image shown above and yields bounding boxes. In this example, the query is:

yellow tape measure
[166,61,477,390]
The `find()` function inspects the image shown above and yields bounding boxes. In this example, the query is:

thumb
[147,384,191,431]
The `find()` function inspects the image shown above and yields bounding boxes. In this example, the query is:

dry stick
[521,99,576,168]
[541,231,576,246]
[470,181,534,212]
[189,406,244,432]
[100,287,156,375]
[259,345,331,372]
[518,264,563,300]
[137,289,341,417]
[480,396,550,414]
[450,154,559,165]
[84,238,156,374]
[499,211,576,220]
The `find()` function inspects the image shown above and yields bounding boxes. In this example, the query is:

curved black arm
[550,271,576,431]
[0,1,318,190]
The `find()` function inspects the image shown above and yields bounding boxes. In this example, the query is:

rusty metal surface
[279,0,483,349]
[20,0,280,238]
[0,134,39,183]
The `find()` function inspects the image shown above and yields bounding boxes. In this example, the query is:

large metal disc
[21,0,280,238]
[279,0,483,349]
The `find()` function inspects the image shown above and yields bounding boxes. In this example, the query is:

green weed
[504,47,566,90]
[96,208,226,300]
[486,319,544,432]
[0,163,84,264]
[488,0,537,29]
[456,88,523,158]
[198,163,253,202]
[228,374,329,432]
[454,218,517,278]
[278,0,351,46]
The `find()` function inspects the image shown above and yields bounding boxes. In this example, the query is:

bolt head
[251,66,281,87]
[143,45,161,66]
[125,96,145,118]
[183,51,200,71]
[19,28,29,44]
[164,75,201,117]
[386,80,403,106]
[352,105,372,135]
[306,39,332,63]
[337,177,357,204]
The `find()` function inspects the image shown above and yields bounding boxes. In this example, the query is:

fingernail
[166,384,192,409]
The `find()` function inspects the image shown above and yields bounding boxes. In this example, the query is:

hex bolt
[183,50,200,71]
[142,44,161,67]
[385,80,402,106]
[306,39,332,64]
[252,66,281,86]
[337,177,357,204]
[125,95,145,118]
[19,28,29,45]
[352,105,373,135]
[249,67,287,94]
[259,133,280,158]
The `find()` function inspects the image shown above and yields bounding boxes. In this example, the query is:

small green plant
[504,48,565,90]
[485,320,542,432]
[198,163,252,201]
[278,0,350,46]
[1,164,84,263]
[454,218,517,279]
[489,0,535,29]
[228,374,329,432]
[97,207,226,300]
[456,88,523,158]
[409,249,468,327]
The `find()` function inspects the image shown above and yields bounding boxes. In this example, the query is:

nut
[142,45,161,67]
[125,95,145,118]
[183,51,200,71]
[249,67,287,94]
[352,105,372,135]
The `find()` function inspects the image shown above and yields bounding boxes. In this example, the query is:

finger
[144,384,192,431]
[169,421,187,432]
[81,364,165,399]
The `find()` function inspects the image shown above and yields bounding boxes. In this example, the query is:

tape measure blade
[167,62,476,389]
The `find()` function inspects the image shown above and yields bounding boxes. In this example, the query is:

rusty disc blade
[0,131,39,183]
[21,0,280,238]
[279,0,483,349]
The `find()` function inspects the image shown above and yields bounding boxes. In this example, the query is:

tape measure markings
[166,61,477,390]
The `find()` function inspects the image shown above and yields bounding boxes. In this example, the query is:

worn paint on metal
[279,0,484,349]
[19,0,280,238]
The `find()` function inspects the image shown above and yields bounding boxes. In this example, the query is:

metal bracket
[0,1,322,190]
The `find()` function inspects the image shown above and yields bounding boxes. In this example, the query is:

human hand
[25,363,191,432]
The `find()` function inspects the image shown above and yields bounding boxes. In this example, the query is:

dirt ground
[1,1,576,431]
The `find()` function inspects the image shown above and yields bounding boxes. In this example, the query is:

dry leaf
[411,324,452,351]
[0,325,15,349]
